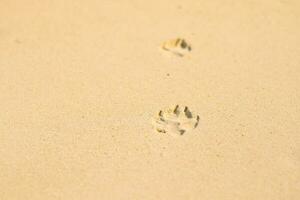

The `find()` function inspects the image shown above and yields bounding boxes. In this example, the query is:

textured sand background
[0,0,300,199]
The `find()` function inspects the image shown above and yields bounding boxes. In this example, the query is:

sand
[0,0,300,199]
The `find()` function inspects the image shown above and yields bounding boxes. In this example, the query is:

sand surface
[1,0,300,199]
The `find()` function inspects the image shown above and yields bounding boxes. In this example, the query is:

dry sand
[0,0,300,199]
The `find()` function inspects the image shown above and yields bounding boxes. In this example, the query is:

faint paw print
[161,38,192,57]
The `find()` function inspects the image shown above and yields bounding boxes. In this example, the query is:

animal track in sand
[160,38,191,57]
[152,105,200,136]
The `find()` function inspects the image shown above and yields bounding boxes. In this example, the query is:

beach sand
[0,0,299,199]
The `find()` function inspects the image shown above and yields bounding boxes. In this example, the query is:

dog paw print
[152,105,200,136]
[161,38,192,57]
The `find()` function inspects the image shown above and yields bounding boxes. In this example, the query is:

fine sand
[0,0,300,199]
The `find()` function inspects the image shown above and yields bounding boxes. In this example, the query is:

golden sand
[0,0,299,199]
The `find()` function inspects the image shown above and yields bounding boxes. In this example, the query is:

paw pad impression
[152,105,200,136]
[161,38,192,57]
